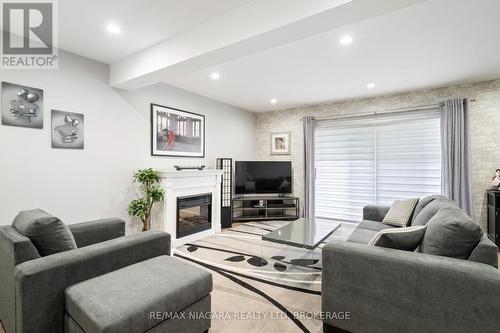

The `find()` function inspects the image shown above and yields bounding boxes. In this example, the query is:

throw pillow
[418,208,482,259]
[411,195,448,224]
[411,198,456,227]
[368,225,427,251]
[382,198,419,227]
[12,209,77,256]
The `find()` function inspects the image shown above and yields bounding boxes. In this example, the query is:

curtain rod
[300,103,444,122]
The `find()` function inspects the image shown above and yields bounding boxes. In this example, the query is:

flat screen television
[235,161,292,195]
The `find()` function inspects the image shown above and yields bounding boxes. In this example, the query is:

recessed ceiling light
[210,72,220,80]
[367,83,376,89]
[339,35,353,45]
[270,98,277,105]
[107,24,121,34]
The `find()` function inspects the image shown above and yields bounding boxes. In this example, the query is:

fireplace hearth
[177,193,212,239]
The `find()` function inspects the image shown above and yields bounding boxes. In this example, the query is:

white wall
[0,51,256,232]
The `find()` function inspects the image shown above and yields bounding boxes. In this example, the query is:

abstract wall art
[2,81,44,128]
[51,110,84,149]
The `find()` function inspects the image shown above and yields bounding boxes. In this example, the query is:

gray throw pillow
[12,209,77,256]
[368,225,427,251]
[418,208,482,259]
[411,198,456,226]
[382,198,419,227]
[411,195,448,223]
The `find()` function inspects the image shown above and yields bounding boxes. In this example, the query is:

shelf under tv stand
[232,196,299,222]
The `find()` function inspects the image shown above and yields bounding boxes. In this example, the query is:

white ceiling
[59,0,252,63]
[165,0,500,111]
[56,0,500,112]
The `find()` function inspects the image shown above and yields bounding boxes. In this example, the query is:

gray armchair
[0,218,171,333]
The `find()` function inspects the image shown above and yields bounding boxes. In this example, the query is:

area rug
[174,220,355,333]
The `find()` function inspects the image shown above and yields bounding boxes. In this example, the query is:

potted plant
[128,168,165,231]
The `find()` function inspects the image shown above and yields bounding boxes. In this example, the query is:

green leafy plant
[128,168,165,231]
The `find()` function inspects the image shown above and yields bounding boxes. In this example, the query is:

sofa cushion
[12,209,77,256]
[411,195,448,224]
[0,226,41,265]
[468,234,499,268]
[362,205,391,222]
[358,220,394,232]
[382,198,419,227]
[65,255,212,333]
[368,225,427,251]
[347,228,379,244]
[419,208,483,259]
[411,198,456,227]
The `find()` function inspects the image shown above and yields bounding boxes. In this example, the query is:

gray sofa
[322,195,500,333]
[0,217,171,333]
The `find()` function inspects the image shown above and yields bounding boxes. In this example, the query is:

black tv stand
[232,196,299,222]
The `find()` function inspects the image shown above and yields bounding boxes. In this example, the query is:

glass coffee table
[256,218,341,271]
[262,218,341,250]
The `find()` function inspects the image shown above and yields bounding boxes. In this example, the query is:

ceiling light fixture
[339,35,353,45]
[366,83,376,89]
[270,98,277,105]
[107,24,121,34]
[210,72,221,80]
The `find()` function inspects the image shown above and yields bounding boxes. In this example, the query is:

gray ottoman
[64,255,212,333]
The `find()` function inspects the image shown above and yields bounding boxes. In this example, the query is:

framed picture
[2,81,44,128]
[51,110,84,149]
[151,103,205,157]
[271,132,291,155]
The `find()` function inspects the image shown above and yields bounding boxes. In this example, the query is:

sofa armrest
[362,205,390,222]
[69,218,125,247]
[14,230,171,333]
[322,240,500,333]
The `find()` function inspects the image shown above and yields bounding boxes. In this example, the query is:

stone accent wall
[256,79,500,230]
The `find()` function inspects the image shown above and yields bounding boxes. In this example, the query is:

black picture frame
[150,103,205,158]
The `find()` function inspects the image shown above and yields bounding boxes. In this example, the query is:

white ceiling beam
[110,0,426,90]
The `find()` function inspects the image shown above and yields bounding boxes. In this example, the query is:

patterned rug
[175,220,355,333]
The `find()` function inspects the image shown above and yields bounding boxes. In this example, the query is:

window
[161,116,167,130]
[192,121,200,137]
[314,110,442,222]
[177,118,186,136]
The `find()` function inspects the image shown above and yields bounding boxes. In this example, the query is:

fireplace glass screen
[177,193,212,238]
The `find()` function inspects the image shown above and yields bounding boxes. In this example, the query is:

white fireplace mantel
[158,169,223,250]
[159,169,223,179]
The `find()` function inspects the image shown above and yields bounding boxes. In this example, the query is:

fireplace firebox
[177,193,212,239]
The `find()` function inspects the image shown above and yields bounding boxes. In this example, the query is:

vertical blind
[314,110,442,222]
